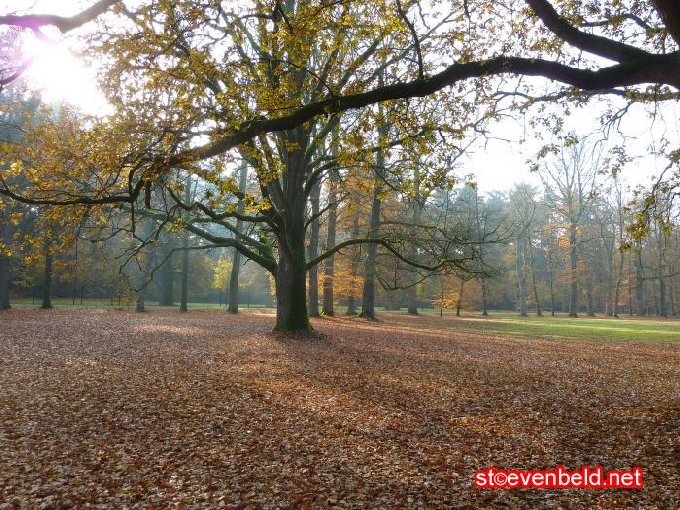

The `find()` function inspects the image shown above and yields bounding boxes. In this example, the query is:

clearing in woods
[0,307,677,508]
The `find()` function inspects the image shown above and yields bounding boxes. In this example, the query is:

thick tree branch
[652,0,680,46]
[0,0,120,33]
[172,52,680,168]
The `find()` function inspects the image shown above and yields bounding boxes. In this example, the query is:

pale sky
[3,0,111,115]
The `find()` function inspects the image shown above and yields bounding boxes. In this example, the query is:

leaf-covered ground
[0,308,678,509]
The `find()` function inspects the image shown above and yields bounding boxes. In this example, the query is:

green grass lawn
[392,309,680,344]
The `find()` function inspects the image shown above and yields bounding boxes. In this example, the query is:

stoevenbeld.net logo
[474,466,644,489]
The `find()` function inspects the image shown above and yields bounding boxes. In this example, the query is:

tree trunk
[585,283,595,316]
[179,175,196,312]
[657,229,668,317]
[271,134,312,332]
[275,225,311,331]
[456,279,465,317]
[634,249,646,316]
[568,220,578,317]
[345,215,360,316]
[360,114,387,320]
[480,277,488,316]
[516,233,527,316]
[527,238,542,317]
[407,165,422,315]
[307,180,321,317]
[228,161,248,314]
[613,249,625,317]
[228,248,241,313]
[179,242,189,312]
[360,178,382,319]
[41,246,53,309]
[322,168,339,316]
[0,252,10,309]
[547,243,556,316]
[158,250,175,306]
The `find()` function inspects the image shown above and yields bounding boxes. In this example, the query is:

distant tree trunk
[670,263,676,316]
[604,234,615,316]
[179,243,189,312]
[0,250,10,309]
[527,238,543,317]
[585,283,595,316]
[547,244,556,316]
[135,222,155,313]
[322,168,339,316]
[516,233,527,316]
[612,252,625,317]
[41,246,53,309]
[228,161,248,314]
[346,215,360,316]
[307,180,321,317]
[135,292,146,313]
[634,248,646,316]
[456,279,465,317]
[360,114,387,320]
[158,250,174,306]
[657,229,668,317]
[360,178,381,319]
[179,175,195,313]
[407,165,422,315]
[228,248,241,313]
[568,220,578,317]
[480,277,489,316]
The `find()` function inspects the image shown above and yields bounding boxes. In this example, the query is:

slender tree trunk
[527,237,542,316]
[346,215,360,316]
[407,165,422,315]
[456,279,465,317]
[657,230,668,317]
[480,277,488,316]
[228,249,241,313]
[307,180,321,317]
[322,168,339,316]
[585,283,595,316]
[568,220,578,317]
[360,114,387,320]
[360,180,381,319]
[613,249,626,317]
[158,250,174,306]
[228,161,248,314]
[135,292,146,312]
[658,272,667,317]
[0,253,10,310]
[516,233,527,316]
[635,249,646,316]
[670,263,676,316]
[41,245,53,309]
[179,241,189,312]
[179,175,196,312]
[547,244,556,316]
[135,222,155,313]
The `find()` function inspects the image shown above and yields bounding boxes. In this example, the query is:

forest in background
[2,88,677,318]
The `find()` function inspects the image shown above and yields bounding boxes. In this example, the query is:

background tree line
[2,87,677,318]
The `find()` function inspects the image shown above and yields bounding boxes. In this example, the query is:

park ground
[0,308,678,509]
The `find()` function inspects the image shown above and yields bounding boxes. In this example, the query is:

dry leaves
[0,308,678,509]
